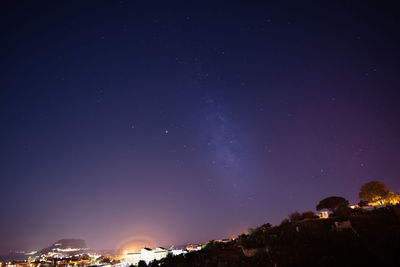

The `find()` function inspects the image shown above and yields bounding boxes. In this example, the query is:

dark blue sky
[1,0,400,253]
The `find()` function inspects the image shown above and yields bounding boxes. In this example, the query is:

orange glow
[118,238,155,254]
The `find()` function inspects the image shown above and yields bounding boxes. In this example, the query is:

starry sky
[1,0,400,254]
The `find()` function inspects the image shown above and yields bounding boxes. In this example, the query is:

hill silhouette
[149,205,400,267]
[39,239,88,254]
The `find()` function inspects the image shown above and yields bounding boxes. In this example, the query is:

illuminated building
[317,211,329,219]
[125,247,186,265]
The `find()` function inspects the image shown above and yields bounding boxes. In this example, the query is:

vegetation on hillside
[140,180,400,266]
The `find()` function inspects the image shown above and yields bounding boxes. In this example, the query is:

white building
[125,247,185,265]
[125,251,141,265]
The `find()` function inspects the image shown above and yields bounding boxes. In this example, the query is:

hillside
[150,205,400,267]
[39,239,88,254]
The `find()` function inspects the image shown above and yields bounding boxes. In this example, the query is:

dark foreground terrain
[149,205,400,267]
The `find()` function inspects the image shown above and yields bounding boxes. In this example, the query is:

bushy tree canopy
[359,180,389,203]
[316,196,349,213]
[289,211,302,222]
[302,211,318,219]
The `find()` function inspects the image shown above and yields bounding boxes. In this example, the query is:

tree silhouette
[316,196,349,213]
[359,180,390,204]
[288,211,302,222]
[302,211,318,219]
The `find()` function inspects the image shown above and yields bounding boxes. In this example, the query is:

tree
[138,260,148,267]
[359,180,390,204]
[248,223,272,235]
[248,227,256,235]
[316,196,349,213]
[280,218,290,226]
[301,211,318,219]
[288,211,302,222]
[386,191,400,205]
[334,202,351,217]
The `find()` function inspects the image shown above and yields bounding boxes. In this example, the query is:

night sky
[1,1,400,254]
